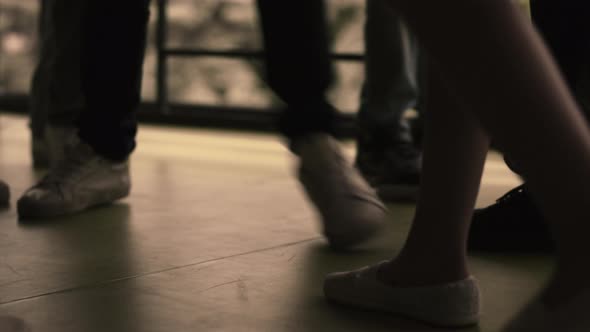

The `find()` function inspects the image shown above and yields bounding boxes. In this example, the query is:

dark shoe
[468,184,554,253]
[409,116,424,148]
[355,125,421,202]
[0,180,9,206]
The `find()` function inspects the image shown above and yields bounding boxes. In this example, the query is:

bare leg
[389,0,590,304]
[325,0,590,328]
[379,64,490,286]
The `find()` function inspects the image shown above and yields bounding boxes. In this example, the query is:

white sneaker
[324,261,481,327]
[18,138,130,218]
[294,133,387,249]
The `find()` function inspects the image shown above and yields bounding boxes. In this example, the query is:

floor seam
[0,236,320,306]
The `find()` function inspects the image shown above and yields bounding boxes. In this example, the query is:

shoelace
[494,184,527,205]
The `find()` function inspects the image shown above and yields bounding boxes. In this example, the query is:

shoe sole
[326,293,479,328]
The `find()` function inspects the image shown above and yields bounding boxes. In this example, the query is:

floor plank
[0,114,548,332]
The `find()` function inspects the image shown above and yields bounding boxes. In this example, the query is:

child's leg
[379,64,490,286]
[389,0,590,303]
[324,71,487,326]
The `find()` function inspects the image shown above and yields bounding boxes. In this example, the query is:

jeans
[30,0,150,161]
[256,0,338,141]
[357,0,423,136]
[30,0,87,138]
[78,0,150,161]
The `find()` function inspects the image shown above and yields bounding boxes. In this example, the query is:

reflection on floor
[0,114,549,332]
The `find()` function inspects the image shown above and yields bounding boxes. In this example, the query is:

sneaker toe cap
[17,189,68,218]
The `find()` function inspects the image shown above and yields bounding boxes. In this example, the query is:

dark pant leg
[30,0,50,139]
[78,0,150,161]
[30,0,87,137]
[256,0,337,140]
[358,0,420,133]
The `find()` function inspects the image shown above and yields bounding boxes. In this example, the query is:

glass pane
[167,57,276,109]
[0,0,367,114]
[327,0,364,54]
[165,0,261,50]
[0,0,39,95]
[329,61,363,114]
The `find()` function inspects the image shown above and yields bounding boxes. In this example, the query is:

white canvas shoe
[324,261,480,327]
[294,134,387,249]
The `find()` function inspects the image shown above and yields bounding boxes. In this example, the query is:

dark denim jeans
[30,0,150,161]
[256,0,337,141]
[78,0,150,161]
[358,0,424,136]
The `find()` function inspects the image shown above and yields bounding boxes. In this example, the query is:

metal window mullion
[156,0,169,114]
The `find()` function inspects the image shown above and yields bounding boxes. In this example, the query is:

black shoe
[0,180,9,207]
[355,125,421,202]
[468,184,554,253]
[409,116,424,148]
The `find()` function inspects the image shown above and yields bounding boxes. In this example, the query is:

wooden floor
[0,114,550,332]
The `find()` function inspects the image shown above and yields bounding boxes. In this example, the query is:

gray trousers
[30,0,86,138]
[358,0,423,134]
